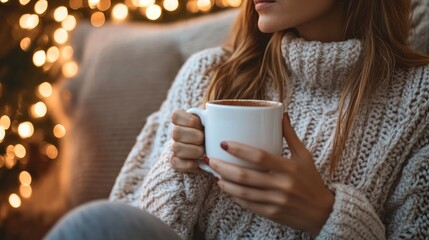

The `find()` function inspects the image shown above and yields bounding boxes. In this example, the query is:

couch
[52,2,429,211]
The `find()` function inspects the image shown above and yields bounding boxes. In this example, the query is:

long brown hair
[205,0,429,176]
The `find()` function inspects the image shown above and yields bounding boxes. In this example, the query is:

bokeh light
[62,46,74,59]
[0,115,11,129]
[54,28,68,44]
[20,37,31,51]
[97,0,111,11]
[91,12,105,27]
[146,4,162,20]
[20,185,32,198]
[19,171,32,186]
[14,144,26,159]
[163,0,178,12]
[46,145,58,159]
[62,15,77,31]
[35,0,48,14]
[0,127,5,142]
[18,122,34,139]
[33,50,46,67]
[197,0,212,11]
[19,0,30,5]
[9,194,21,208]
[47,46,60,63]
[62,61,79,78]
[54,6,68,22]
[53,124,66,138]
[112,3,128,21]
[38,82,53,98]
[31,101,47,118]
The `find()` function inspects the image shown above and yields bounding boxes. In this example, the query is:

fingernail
[203,156,210,165]
[220,141,228,151]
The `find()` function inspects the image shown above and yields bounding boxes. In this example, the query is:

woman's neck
[295,3,346,42]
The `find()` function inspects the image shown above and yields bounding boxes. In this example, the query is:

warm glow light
[197,0,212,11]
[54,28,68,44]
[136,0,154,7]
[35,0,48,14]
[20,185,32,198]
[90,12,105,27]
[0,127,5,142]
[61,46,74,59]
[62,15,77,31]
[20,37,31,51]
[19,171,32,186]
[38,82,53,98]
[163,0,178,11]
[53,124,66,138]
[54,6,68,22]
[5,154,16,169]
[19,0,30,5]
[0,115,11,129]
[47,46,60,63]
[9,194,21,208]
[19,14,30,29]
[46,145,58,159]
[33,50,46,67]
[146,4,162,20]
[14,144,26,159]
[31,101,47,118]
[112,3,128,21]
[187,1,199,13]
[18,122,34,139]
[62,61,79,78]
[226,0,240,7]
[0,156,4,168]
[1,0,9,3]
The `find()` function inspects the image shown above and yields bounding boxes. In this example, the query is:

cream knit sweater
[110,34,429,239]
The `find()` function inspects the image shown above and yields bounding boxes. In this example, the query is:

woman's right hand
[170,109,205,173]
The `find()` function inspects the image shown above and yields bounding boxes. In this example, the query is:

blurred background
[0,0,239,239]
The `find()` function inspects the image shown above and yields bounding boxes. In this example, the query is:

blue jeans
[44,200,181,240]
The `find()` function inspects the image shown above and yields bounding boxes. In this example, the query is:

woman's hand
[208,113,334,236]
[170,109,205,173]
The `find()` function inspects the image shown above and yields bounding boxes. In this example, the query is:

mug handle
[186,108,219,177]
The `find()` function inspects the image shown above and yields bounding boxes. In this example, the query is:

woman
[46,0,429,239]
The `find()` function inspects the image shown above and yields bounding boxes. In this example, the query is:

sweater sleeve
[317,134,429,240]
[109,47,226,207]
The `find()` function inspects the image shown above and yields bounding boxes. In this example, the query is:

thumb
[282,112,306,157]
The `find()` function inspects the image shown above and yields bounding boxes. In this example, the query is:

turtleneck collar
[281,32,362,91]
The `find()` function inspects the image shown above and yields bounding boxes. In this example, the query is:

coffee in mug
[187,99,283,176]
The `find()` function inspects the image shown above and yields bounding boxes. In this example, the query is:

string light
[9,194,21,208]
[62,15,77,31]
[20,185,32,198]
[112,3,128,21]
[62,61,79,77]
[34,0,48,15]
[19,171,32,186]
[14,144,26,159]
[47,46,60,63]
[38,82,53,98]
[91,12,105,27]
[146,4,162,20]
[0,115,11,129]
[18,122,34,139]
[54,6,68,22]
[163,0,179,12]
[53,124,66,138]
[30,101,47,118]
[33,50,46,67]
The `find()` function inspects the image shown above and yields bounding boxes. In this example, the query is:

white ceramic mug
[187,99,284,176]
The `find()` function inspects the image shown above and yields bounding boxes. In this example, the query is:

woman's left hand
[208,113,334,236]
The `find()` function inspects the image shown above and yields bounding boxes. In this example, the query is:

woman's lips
[254,0,276,11]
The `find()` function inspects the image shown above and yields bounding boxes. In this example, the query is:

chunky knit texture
[110,33,429,239]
